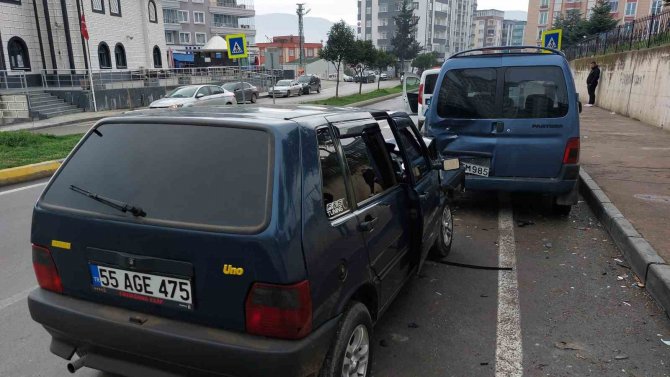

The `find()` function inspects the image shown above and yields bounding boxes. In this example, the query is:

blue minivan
[28,106,463,377]
[404,47,581,214]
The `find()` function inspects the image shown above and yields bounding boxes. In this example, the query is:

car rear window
[424,73,438,94]
[437,66,569,119]
[41,123,272,233]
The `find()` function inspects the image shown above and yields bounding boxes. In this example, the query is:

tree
[319,21,355,98]
[390,0,421,77]
[553,11,589,47]
[346,40,377,94]
[373,50,396,90]
[586,0,618,35]
[411,52,438,75]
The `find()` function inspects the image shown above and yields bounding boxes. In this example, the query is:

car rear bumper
[28,289,339,377]
[464,164,579,194]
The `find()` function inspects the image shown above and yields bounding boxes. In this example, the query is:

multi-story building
[1,0,167,83]
[525,0,665,45]
[357,0,477,59]
[256,36,321,65]
[472,9,505,48]
[162,0,256,64]
[502,20,527,46]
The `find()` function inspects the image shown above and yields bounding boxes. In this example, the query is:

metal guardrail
[565,9,670,60]
[0,70,28,90]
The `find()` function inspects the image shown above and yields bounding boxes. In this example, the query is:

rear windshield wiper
[69,185,147,217]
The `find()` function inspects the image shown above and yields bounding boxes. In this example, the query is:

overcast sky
[255,0,530,25]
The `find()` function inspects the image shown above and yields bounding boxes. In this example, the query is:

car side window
[209,86,224,95]
[317,128,350,219]
[197,87,211,97]
[395,119,430,181]
[339,126,396,206]
[243,82,252,89]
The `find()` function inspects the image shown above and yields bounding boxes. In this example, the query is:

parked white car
[269,80,303,97]
[342,75,354,82]
[149,85,235,108]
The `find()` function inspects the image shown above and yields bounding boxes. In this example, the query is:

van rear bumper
[465,164,579,194]
[28,289,338,377]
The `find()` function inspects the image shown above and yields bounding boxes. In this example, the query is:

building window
[625,2,637,16]
[194,11,205,24]
[97,42,111,69]
[195,32,207,45]
[165,31,175,44]
[609,1,619,12]
[163,8,178,24]
[539,11,548,25]
[379,3,387,12]
[178,10,189,23]
[153,46,162,68]
[91,0,104,13]
[179,32,191,44]
[109,0,121,16]
[652,0,663,14]
[114,43,126,68]
[8,37,30,71]
[148,0,157,23]
[540,0,550,7]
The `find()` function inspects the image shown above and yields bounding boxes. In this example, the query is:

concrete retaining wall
[0,94,29,121]
[571,45,670,131]
[48,87,168,112]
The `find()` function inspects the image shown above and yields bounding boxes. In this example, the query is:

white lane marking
[0,286,38,312]
[0,182,47,196]
[495,194,523,377]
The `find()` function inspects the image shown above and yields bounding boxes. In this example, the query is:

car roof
[421,68,441,79]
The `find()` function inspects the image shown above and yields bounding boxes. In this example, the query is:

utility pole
[296,3,310,74]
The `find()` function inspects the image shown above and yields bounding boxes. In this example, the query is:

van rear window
[437,66,569,119]
[41,123,272,233]
[424,74,438,94]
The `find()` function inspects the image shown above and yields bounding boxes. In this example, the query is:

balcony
[210,23,257,36]
[209,0,255,17]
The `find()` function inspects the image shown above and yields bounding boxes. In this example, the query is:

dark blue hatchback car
[28,106,463,377]
[404,47,581,214]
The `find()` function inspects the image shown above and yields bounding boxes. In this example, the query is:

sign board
[225,34,248,59]
[264,48,281,70]
[541,29,562,52]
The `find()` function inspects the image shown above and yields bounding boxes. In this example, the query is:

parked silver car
[269,80,303,97]
[149,85,235,108]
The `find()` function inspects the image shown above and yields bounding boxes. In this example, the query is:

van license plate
[462,162,490,177]
[89,264,193,310]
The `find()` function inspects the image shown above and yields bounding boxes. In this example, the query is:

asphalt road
[2,97,669,376]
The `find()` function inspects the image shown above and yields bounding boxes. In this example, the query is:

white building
[472,9,505,48]
[357,0,476,59]
[1,0,168,85]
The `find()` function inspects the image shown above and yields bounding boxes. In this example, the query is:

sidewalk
[0,110,123,133]
[580,106,670,263]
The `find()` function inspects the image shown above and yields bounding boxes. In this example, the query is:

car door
[336,121,413,307]
[402,73,420,115]
[195,86,211,100]
[243,82,254,99]
[208,85,225,99]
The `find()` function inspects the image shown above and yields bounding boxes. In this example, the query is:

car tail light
[563,137,580,164]
[245,280,312,339]
[418,83,424,105]
[32,244,63,293]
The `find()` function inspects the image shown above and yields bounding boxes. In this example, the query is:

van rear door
[402,73,420,115]
[434,62,573,178]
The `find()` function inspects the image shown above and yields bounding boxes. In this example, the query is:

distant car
[297,75,321,94]
[150,85,235,108]
[269,80,303,97]
[222,82,259,104]
[342,75,354,82]
[354,72,376,84]
[380,73,389,81]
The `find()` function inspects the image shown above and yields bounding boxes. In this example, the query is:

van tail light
[418,83,424,105]
[32,244,63,293]
[563,137,580,164]
[245,280,312,340]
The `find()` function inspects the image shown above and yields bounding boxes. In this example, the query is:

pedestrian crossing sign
[541,29,562,52]
[225,34,248,59]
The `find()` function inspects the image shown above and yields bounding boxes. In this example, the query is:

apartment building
[525,0,665,45]
[1,0,167,83]
[256,35,321,65]
[472,9,505,48]
[357,0,477,58]
[503,20,527,46]
[162,0,256,63]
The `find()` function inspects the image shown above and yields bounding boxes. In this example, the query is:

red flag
[80,15,89,40]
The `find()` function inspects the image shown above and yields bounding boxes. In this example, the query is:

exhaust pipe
[66,354,87,374]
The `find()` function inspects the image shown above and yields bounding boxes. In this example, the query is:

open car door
[402,73,420,115]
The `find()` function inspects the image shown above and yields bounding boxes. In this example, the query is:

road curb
[579,169,670,313]
[348,93,402,108]
[0,160,60,188]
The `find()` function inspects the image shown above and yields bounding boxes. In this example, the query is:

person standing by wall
[586,61,601,107]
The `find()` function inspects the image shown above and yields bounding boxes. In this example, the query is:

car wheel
[251,93,257,103]
[319,302,372,377]
[298,89,302,96]
[317,85,321,94]
[430,202,453,259]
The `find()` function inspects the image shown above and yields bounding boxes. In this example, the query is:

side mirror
[196,93,205,99]
[437,158,460,171]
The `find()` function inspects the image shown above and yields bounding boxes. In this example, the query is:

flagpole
[85,38,97,112]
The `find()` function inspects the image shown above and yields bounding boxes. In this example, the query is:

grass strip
[307,85,402,106]
[0,131,83,170]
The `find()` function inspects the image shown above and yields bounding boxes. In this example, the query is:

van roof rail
[449,46,565,59]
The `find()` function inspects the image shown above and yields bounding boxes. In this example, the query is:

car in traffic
[149,85,235,108]
[297,75,322,94]
[380,72,389,81]
[269,79,303,97]
[342,74,354,82]
[354,71,376,83]
[27,105,465,377]
[403,46,581,214]
[222,81,259,104]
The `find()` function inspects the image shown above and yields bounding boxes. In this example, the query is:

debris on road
[554,341,583,351]
[544,242,553,249]
[662,339,670,346]
[390,333,409,342]
[614,354,629,360]
[622,301,631,307]
[517,220,535,227]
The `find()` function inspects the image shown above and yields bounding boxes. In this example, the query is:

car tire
[298,90,302,96]
[251,93,257,103]
[317,85,321,94]
[430,201,453,259]
[319,302,373,377]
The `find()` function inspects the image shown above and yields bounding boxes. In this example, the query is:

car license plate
[462,160,490,177]
[89,264,193,310]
